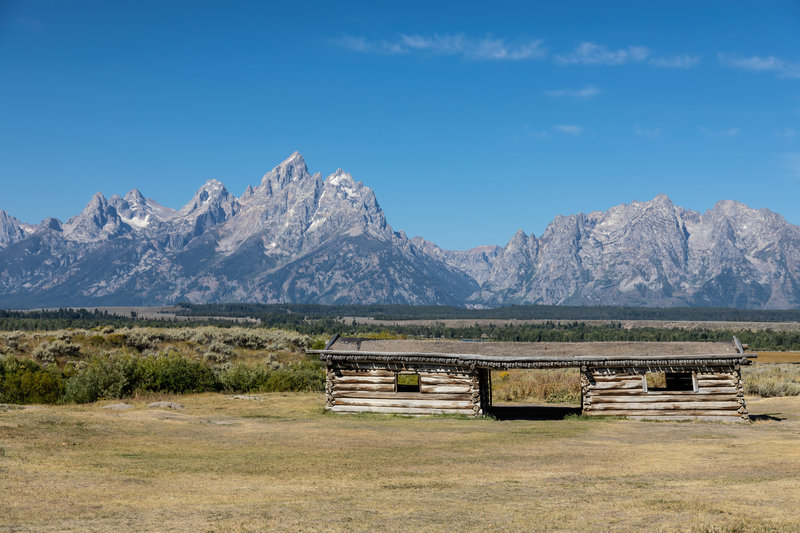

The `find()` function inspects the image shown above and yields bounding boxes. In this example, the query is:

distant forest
[175,303,800,323]
[3,304,800,350]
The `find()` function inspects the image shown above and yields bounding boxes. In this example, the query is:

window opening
[643,371,696,392]
[396,373,420,393]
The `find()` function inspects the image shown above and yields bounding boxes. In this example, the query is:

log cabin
[310,336,755,422]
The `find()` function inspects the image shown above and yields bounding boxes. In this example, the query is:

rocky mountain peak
[179,180,237,216]
[109,188,177,228]
[258,152,312,194]
[0,210,26,248]
[63,192,128,242]
[1,154,798,309]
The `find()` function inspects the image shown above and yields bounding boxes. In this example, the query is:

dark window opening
[644,372,696,392]
[396,373,420,393]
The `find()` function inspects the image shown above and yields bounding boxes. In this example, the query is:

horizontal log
[583,409,744,418]
[331,383,396,392]
[589,387,738,396]
[329,405,475,415]
[336,369,396,377]
[419,372,472,380]
[590,375,640,381]
[421,385,473,394]
[333,376,395,384]
[332,362,468,373]
[331,391,473,401]
[587,394,739,403]
[697,379,738,386]
[696,373,737,380]
[586,401,741,410]
[419,376,474,385]
[333,398,475,409]
[587,381,644,390]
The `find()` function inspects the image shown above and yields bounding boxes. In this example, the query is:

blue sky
[1,1,798,250]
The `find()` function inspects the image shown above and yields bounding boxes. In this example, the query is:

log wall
[581,365,748,421]
[326,361,483,416]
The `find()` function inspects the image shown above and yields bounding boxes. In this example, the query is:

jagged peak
[712,199,750,213]
[124,188,146,203]
[652,193,672,203]
[199,178,225,191]
[272,151,307,174]
[327,168,356,186]
[259,152,311,190]
[179,179,236,216]
[506,229,530,247]
[38,217,63,231]
[283,150,302,164]
[87,191,109,206]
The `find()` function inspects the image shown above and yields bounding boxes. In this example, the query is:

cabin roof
[311,336,754,369]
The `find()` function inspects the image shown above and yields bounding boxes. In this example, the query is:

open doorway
[489,368,582,420]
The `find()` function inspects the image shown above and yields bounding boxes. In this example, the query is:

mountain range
[1,152,799,309]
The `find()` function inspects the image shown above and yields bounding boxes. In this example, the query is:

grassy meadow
[2,392,800,532]
[2,324,800,530]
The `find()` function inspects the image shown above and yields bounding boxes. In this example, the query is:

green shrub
[63,355,138,403]
[217,359,324,393]
[124,330,158,351]
[0,356,65,404]
[134,352,218,394]
[32,340,81,364]
[218,363,271,392]
[85,333,126,348]
[261,360,325,392]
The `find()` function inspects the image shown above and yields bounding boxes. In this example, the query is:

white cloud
[554,42,649,65]
[545,85,601,99]
[554,125,583,136]
[524,126,550,139]
[634,124,662,138]
[718,53,800,79]
[650,55,701,68]
[337,35,705,73]
[701,126,741,138]
[334,34,547,61]
[776,128,797,138]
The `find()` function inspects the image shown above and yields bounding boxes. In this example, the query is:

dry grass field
[752,351,800,363]
[2,393,800,532]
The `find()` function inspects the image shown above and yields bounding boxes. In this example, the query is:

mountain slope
[1,153,800,308]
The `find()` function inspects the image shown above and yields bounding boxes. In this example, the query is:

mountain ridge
[2,152,799,309]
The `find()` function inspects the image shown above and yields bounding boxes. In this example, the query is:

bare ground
[2,393,800,532]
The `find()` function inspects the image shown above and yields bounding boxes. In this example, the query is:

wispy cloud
[334,34,547,61]
[337,35,705,72]
[554,42,649,65]
[524,125,587,138]
[718,53,800,79]
[701,126,741,138]
[524,126,551,139]
[545,85,601,99]
[634,124,662,138]
[776,128,797,139]
[554,125,583,136]
[650,55,701,68]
